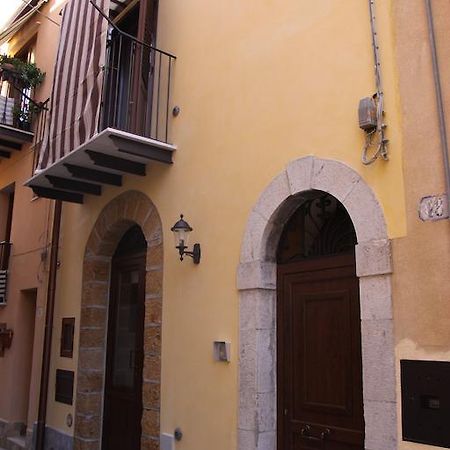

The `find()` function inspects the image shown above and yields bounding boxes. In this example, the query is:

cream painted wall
[43,1,409,449]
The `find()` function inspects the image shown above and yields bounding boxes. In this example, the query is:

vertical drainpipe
[425,0,450,214]
[36,200,62,450]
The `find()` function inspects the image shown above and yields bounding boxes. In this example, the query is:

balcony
[27,20,177,204]
[0,77,33,158]
[0,241,11,304]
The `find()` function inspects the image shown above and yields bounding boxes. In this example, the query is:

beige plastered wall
[44,1,410,448]
[393,1,450,449]
[0,0,60,434]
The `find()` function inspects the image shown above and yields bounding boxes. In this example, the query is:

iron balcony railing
[0,71,45,133]
[31,8,176,170]
[0,241,12,271]
[99,23,176,143]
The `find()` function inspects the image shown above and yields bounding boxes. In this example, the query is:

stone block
[74,436,99,450]
[363,400,397,450]
[141,409,160,437]
[361,319,396,402]
[77,370,103,394]
[147,243,163,268]
[311,158,360,202]
[237,261,276,290]
[145,298,163,325]
[240,210,268,264]
[238,429,257,450]
[359,275,392,320]
[286,156,314,195]
[256,392,276,432]
[143,354,161,381]
[356,240,392,277]
[83,258,110,283]
[80,306,107,329]
[78,348,104,371]
[143,381,160,409]
[141,434,160,450]
[81,282,108,308]
[257,431,276,450]
[75,393,102,416]
[79,328,106,350]
[343,180,387,242]
[240,289,275,332]
[256,329,275,393]
[146,270,163,297]
[254,172,291,222]
[75,414,101,439]
[144,326,162,355]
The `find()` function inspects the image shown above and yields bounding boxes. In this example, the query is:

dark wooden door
[278,253,364,450]
[102,249,146,450]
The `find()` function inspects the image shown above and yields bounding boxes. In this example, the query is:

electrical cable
[362,0,388,165]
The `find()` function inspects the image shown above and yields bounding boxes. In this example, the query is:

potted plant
[0,54,45,89]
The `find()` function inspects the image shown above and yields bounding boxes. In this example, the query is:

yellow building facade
[0,1,449,450]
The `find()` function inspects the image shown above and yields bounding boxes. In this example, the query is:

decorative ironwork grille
[277,191,357,264]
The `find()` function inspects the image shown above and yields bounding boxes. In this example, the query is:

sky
[0,0,25,33]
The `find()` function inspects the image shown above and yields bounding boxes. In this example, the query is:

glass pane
[112,269,140,389]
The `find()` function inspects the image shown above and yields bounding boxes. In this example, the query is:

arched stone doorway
[237,157,396,450]
[74,191,164,450]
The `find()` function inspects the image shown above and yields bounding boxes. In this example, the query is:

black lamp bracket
[176,242,201,264]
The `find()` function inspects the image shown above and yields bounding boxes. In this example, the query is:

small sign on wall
[419,194,449,221]
[213,341,231,362]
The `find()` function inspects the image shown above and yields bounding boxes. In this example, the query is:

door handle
[300,425,331,441]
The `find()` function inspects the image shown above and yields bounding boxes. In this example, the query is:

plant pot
[0,64,20,83]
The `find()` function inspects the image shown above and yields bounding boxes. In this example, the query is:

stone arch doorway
[237,157,396,450]
[74,191,163,450]
[277,190,364,449]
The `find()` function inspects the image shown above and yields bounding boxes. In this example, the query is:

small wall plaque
[419,194,449,221]
[55,369,74,405]
[60,317,75,358]
[213,341,231,362]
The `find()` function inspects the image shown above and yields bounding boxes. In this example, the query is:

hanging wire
[362,0,388,165]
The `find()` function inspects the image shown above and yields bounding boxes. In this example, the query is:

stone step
[5,436,26,450]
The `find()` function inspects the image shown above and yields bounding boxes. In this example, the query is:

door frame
[237,157,396,450]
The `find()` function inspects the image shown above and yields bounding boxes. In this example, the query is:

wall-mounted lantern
[171,215,201,264]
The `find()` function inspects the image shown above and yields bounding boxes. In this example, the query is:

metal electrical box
[401,360,450,448]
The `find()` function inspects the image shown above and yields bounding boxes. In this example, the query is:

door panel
[102,253,146,450]
[278,254,364,450]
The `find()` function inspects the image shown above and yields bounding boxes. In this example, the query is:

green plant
[0,54,45,88]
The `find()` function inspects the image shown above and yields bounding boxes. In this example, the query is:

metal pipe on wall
[425,0,450,215]
[36,199,62,450]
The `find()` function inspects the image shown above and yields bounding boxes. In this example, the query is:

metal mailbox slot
[401,359,450,448]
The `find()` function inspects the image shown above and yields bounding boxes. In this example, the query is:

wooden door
[277,253,364,450]
[102,235,146,450]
